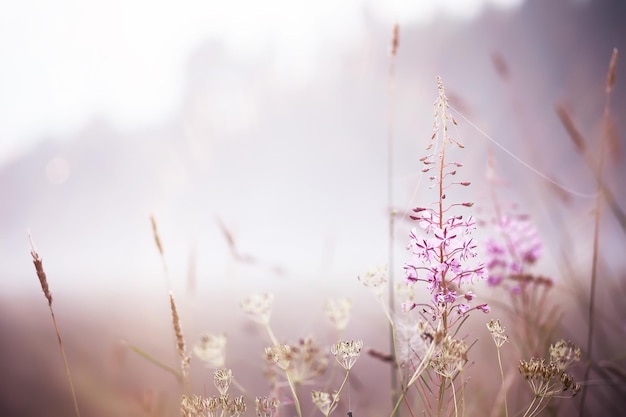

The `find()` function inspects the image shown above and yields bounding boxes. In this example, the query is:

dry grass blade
[28,233,81,417]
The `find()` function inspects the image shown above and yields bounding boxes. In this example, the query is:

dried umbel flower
[324,298,352,331]
[487,319,509,348]
[311,390,339,417]
[181,394,215,417]
[255,396,280,417]
[358,264,388,296]
[519,358,580,398]
[549,339,581,371]
[214,368,233,396]
[241,293,274,325]
[331,340,363,370]
[265,344,293,371]
[193,333,227,369]
[430,335,468,378]
[229,395,246,417]
[288,336,329,384]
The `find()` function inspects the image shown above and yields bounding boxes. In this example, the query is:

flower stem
[496,348,509,417]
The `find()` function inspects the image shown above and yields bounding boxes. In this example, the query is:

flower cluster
[404,211,488,317]
[430,335,468,378]
[241,293,274,325]
[311,391,339,417]
[193,333,227,368]
[255,396,280,417]
[519,339,581,402]
[487,318,509,348]
[264,336,328,385]
[180,368,246,417]
[485,213,544,289]
[402,77,488,320]
[324,298,352,331]
[330,339,363,370]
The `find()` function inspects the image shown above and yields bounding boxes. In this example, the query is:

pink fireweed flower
[484,212,545,291]
[403,77,488,320]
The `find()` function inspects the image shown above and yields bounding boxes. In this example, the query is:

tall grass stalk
[28,233,81,417]
[578,47,618,416]
[387,22,400,415]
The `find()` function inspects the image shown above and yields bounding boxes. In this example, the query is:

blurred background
[1,0,625,415]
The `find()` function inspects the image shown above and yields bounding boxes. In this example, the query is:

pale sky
[0,0,523,164]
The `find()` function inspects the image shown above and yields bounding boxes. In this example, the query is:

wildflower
[311,391,339,417]
[181,394,207,417]
[549,339,581,371]
[330,340,363,370]
[430,335,468,378]
[485,213,544,290]
[291,336,329,383]
[358,265,388,296]
[181,394,222,417]
[519,358,580,398]
[265,344,293,371]
[255,397,280,417]
[229,395,246,417]
[324,298,352,331]
[193,333,227,368]
[214,368,233,396]
[487,319,509,348]
[241,293,274,324]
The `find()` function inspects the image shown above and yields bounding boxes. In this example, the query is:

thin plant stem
[49,306,82,417]
[496,348,509,417]
[579,47,618,417]
[126,342,183,381]
[285,372,303,417]
[389,342,435,417]
[264,323,279,347]
[450,378,458,417]
[522,396,538,417]
[326,370,351,416]
[29,235,81,417]
[387,22,400,415]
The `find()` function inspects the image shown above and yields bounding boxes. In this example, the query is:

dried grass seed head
[169,292,186,358]
[28,234,53,306]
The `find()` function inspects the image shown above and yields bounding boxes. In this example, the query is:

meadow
[17,24,626,417]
